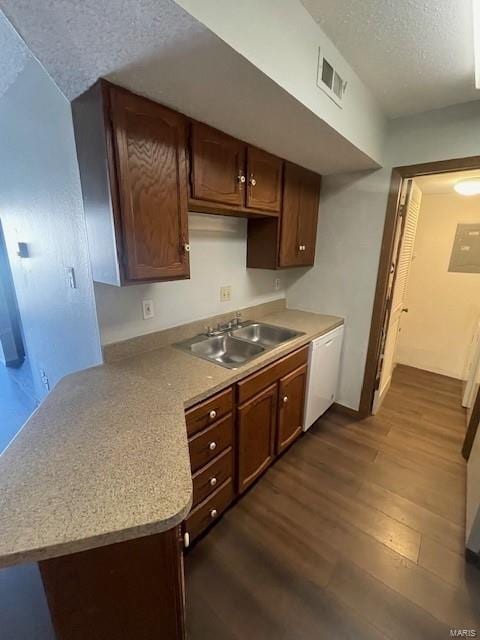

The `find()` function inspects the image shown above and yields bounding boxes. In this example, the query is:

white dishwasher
[304,324,344,431]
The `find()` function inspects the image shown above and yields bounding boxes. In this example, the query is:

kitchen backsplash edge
[102,298,287,362]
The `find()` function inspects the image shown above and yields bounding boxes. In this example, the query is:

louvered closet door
[373,179,422,413]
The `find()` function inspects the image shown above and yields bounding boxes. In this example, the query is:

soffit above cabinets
[0,2,379,174]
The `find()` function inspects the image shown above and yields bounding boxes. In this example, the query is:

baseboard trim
[465,548,480,567]
[331,402,361,419]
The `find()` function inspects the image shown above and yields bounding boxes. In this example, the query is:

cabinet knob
[210,477,217,487]
[283,395,288,404]
[183,243,191,253]
[249,174,257,187]
[237,173,246,184]
[209,409,217,420]
[209,441,217,451]
[183,532,190,549]
[210,509,218,519]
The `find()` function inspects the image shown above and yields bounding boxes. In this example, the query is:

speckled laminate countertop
[0,309,342,568]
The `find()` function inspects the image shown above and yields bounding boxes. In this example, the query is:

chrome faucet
[204,312,243,337]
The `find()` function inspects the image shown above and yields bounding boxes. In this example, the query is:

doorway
[0,221,37,452]
[360,157,480,455]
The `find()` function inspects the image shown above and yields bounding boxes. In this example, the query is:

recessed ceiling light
[454,179,480,196]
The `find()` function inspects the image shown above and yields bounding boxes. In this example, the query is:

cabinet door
[190,123,246,207]
[276,364,307,454]
[297,168,321,266]
[246,146,283,213]
[279,163,321,267]
[237,383,277,493]
[110,87,190,281]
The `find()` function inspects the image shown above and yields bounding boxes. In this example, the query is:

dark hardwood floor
[186,365,479,639]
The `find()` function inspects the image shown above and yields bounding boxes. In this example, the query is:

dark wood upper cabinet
[189,123,284,217]
[190,123,246,207]
[72,80,190,286]
[246,146,283,213]
[247,162,321,269]
[276,364,307,455]
[237,383,277,494]
[110,88,190,281]
[280,163,321,267]
[73,79,321,283]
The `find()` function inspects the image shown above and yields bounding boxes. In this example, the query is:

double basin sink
[176,322,305,369]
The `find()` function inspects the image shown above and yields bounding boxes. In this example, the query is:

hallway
[186,365,478,639]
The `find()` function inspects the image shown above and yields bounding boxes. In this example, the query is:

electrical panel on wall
[316,47,347,108]
[449,224,480,273]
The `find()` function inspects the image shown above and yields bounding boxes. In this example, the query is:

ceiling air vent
[316,47,347,108]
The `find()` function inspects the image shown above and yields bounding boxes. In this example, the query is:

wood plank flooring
[186,365,480,639]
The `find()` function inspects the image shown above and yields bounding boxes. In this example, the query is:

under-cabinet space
[72,80,190,285]
[247,162,321,269]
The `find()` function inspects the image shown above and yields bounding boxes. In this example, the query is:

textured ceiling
[415,169,480,195]
[301,0,478,117]
[0,0,376,174]
[0,11,27,99]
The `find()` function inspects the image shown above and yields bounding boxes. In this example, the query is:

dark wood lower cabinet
[237,383,278,494]
[277,364,307,454]
[183,346,308,542]
[39,528,186,640]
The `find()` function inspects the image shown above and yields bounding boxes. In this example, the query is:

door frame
[358,156,480,448]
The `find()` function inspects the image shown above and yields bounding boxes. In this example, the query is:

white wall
[174,0,386,168]
[0,13,102,399]
[396,192,480,379]
[95,214,288,345]
[286,100,480,410]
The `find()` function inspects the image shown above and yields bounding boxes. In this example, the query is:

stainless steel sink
[188,334,265,368]
[175,319,305,369]
[231,323,302,347]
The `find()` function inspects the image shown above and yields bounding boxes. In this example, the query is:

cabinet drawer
[185,387,233,437]
[186,479,234,542]
[237,346,309,403]
[188,414,233,473]
[192,447,233,508]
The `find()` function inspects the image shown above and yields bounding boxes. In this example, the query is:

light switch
[66,267,77,289]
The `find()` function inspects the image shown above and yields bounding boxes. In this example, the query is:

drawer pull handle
[209,441,217,451]
[210,509,218,519]
[183,532,190,549]
[209,409,217,419]
[210,477,217,487]
[283,395,288,404]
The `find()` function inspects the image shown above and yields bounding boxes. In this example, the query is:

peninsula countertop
[0,308,343,568]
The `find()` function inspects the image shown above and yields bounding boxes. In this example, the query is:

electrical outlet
[142,299,154,320]
[220,285,232,302]
[274,278,281,291]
